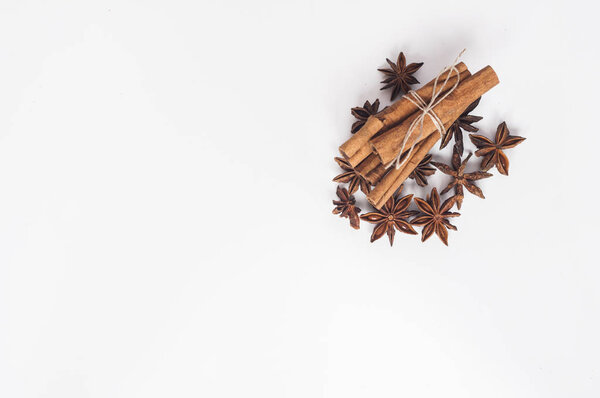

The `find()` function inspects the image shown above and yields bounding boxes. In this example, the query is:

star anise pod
[469,121,526,175]
[411,188,460,246]
[431,147,493,210]
[333,157,371,195]
[440,98,482,156]
[378,52,423,101]
[351,99,380,134]
[408,154,436,187]
[360,186,418,246]
[332,185,361,229]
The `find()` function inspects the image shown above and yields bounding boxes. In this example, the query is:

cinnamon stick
[371,66,499,167]
[367,133,439,209]
[339,63,470,167]
[347,142,374,169]
[365,163,387,185]
[354,153,381,178]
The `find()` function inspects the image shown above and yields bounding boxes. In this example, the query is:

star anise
[333,157,371,195]
[469,121,526,175]
[351,99,380,134]
[431,147,493,210]
[440,98,482,156]
[360,187,418,246]
[411,188,460,246]
[408,154,436,187]
[378,52,423,101]
[332,185,361,229]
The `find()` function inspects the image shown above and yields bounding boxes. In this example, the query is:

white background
[1,1,598,397]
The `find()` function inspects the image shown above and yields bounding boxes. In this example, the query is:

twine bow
[387,49,466,170]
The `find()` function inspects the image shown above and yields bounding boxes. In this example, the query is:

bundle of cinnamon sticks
[338,62,499,209]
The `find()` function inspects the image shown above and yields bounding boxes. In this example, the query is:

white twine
[387,49,466,170]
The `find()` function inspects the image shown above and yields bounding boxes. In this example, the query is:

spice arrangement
[332,51,525,246]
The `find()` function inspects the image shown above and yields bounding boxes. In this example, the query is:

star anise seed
[378,52,423,101]
[440,98,482,156]
[469,121,526,175]
[332,185,361,230]
[408,153,436,187]
[360,186,418,246]
[333,157,371,195]
[431,147,493,210]
[411,188,460,246]
[351,99,380,134]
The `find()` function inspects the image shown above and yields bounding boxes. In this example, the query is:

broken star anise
[469,121,526,175]
[360,186,418,246]
[332,185,361,230]
[351,99,380,134]
[378,52,423,101]
[411,188,460,246]
[430,147,493,210]
[440,98,482,156]
[408,153,436,187]
[333,157,371,195]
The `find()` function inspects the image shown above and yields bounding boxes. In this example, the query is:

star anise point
[408,154,436,187]
[333,157,371,195]
[440,98,482,156]
[378,52,423,101]
[332,185,361,229]
[360,188,417,246]
[411,188,460,246]
[430,148,492,210]
[469,121,525,175]
[350,99,381,134]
